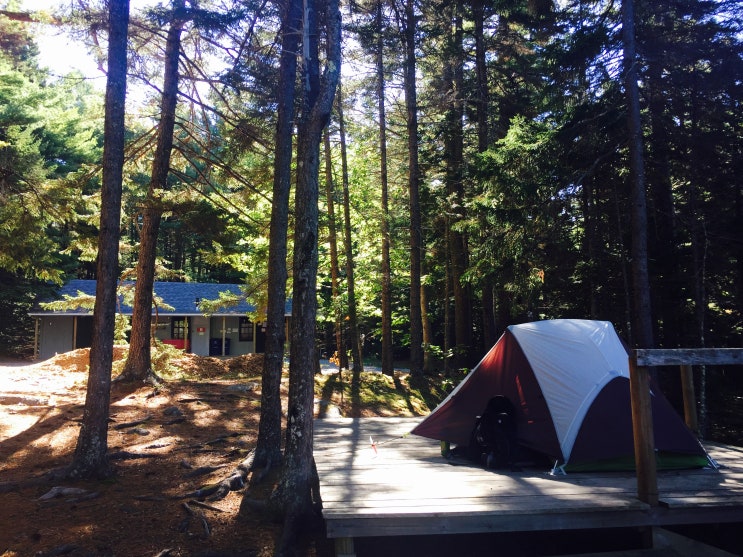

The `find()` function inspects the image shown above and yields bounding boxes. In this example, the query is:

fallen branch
[188,499,226,512]
[186,432,245,454]
[180,501,210,538]
[162,417,186,425]
[113,414,153,430]
[109,450,160,461]
[132,494,167,502]
[198,432,241,447]
[184,464,228,478]
[39,486,90,500]
[38,486,100,504]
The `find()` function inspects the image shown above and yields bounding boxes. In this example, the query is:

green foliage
[149,340,189,380]
[3,0,743,367]
[40,290,96,312]
[0,271,52,356]
[0,17,103,284]
[467,116,575,321]
[111,342,185,380]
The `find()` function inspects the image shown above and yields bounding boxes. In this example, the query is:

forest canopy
[1,0,742,366]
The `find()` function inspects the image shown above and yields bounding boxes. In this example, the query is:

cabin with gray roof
[29,280,291,360]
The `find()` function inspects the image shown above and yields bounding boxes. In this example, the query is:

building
[29,279,291,360]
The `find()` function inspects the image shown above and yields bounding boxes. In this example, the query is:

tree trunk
[252,0,302,474]
[622,0,654,348]
[336,85,363,374]
[403,0,424,377]
[376,0,394,377]
[120,2,184,381]
[273,0,341,550]
[646,53,681,347]
[444,0,471,370]
[323,129,345,369]
[421,257,433,373]
[473,0,488,154]
[737,182,743,341]
[582,177,601,318]
[68,0,129,479]
[473,0,496,351]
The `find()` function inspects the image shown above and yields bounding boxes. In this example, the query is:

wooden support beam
[628,347,742,506]
[634,348,743,367]
[628,353,658,506]
[679,364,698,434]
[34,317,39,360]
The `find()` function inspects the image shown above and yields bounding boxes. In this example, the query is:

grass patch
[314,370,453,418]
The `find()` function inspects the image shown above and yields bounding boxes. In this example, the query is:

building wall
[37,316,75,360]
[191,315,209,356]
[208,316,254,356]
[35,314,262,360]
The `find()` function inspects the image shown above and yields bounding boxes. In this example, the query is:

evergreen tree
[68,0,129,479]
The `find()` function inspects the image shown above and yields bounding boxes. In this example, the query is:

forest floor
[0,348,439,557]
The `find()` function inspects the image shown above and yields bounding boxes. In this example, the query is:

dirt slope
[0,349,285,557]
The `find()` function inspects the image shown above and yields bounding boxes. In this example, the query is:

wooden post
[629,348,743,506]
[221,315,227,357]
[629,351,658,505]
[34,317,39,360]
[679,364,699,435]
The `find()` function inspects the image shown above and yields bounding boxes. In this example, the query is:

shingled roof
[29,279,291,317]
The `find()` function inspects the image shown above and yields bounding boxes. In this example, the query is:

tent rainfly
[412,319,711,472]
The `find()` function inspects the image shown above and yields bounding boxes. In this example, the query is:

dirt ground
[0,349,320,557]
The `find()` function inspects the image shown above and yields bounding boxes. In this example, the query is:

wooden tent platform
[314,417,743,556]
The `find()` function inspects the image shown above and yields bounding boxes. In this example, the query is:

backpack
[467,395,517,469]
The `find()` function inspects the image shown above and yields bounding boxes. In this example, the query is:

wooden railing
[629,348,743,505]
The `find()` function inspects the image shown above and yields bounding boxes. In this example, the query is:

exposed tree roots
[183,450,255,501]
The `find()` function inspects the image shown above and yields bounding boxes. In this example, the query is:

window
[239,317,254,342]
[172,318,187,339]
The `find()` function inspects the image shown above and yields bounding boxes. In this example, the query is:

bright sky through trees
[28,0,155,87]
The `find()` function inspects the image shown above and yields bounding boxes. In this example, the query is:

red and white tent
[412,319,710,471]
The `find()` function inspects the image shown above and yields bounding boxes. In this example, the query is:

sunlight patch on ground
[0,409,43,439]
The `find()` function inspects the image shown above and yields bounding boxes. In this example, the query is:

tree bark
[252,0,302,473]
[646,54,681,347]
[323,129,345,368]
[336,85,363,374]
[376,0,394,377]
[473,0,496,351]
[121,1,185,381]
[444,0,472,370]
[68,0,129,479]
[273,0,341,550]
[622,0,654,348]
[403,0,424,377]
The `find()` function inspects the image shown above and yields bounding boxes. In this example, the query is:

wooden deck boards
[314,418,743,541]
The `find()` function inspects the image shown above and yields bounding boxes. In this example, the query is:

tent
[411,319,711,472]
